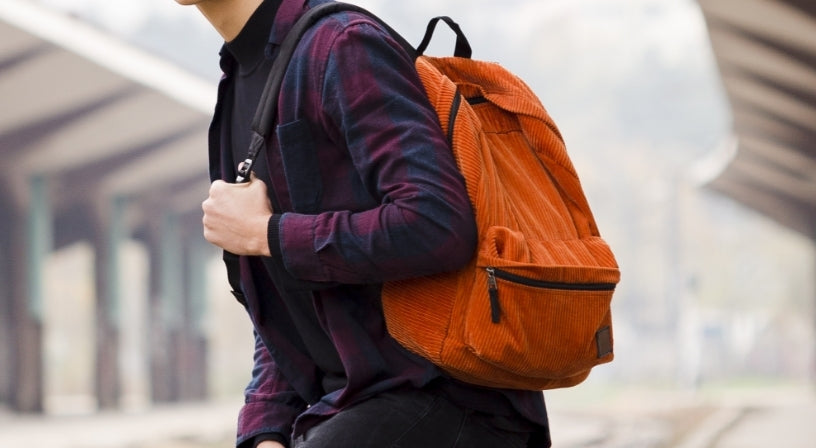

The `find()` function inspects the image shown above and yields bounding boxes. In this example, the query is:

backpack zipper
[486,267,617,324]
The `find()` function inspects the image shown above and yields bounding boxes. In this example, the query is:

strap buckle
[235,158,254,183]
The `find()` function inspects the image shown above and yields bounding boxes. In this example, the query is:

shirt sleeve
[275,17,477,285]
[236,331,308,448]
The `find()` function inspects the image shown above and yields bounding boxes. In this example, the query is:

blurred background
[1,0,814,447]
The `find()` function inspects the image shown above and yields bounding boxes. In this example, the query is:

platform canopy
[0,0,215,243]
[698,0,816,237]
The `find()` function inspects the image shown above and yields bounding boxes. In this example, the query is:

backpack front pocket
[463,226,618,379]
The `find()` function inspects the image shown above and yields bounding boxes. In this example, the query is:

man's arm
[273,17,477,284]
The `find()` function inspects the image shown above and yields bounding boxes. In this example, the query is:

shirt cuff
[274,212,324,282]
[236,398,297,448]
[267,214,284,263]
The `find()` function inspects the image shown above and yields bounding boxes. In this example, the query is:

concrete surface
[1,386,814,448]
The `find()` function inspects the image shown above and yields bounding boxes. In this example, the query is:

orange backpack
[383,50,620,389]
[244,2,621,391]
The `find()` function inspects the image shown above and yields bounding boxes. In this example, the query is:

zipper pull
[486,268,501,324]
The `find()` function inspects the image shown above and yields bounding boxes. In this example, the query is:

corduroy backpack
[232,1,621,391]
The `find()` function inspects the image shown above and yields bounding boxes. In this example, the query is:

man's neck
[197,0,264,42]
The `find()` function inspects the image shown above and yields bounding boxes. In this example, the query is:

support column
[148,212,185,403]
[0,196,12,406]
[181,234,211,400]
[94,195,127,409]
[165,212,186,403]
[147,225,171,403]
[11,175,51,413]
[812,227,816,389]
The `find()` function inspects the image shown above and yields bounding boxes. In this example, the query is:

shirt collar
[218,0,317,77]
[223,0,283,73]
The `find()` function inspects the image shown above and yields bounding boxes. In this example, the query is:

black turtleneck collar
[225,0,283,73]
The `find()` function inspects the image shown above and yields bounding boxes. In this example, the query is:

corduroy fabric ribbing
[381,55,620,391]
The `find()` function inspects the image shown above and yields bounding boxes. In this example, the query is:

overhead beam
[0,41,52,72]
[699,0,816,54]
[706,17,816,91]
[731,107,816,156]
[709,170,815,237]
[721,73,816,133]
[51,122,206,208]
[0,0,215,114]
[0,85,141,161]
[725,150,816,206]
[738,135,816,186]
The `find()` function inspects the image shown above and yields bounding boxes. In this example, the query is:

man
[177,0,551,446]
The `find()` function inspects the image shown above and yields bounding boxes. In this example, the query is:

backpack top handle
[415,16,472,59]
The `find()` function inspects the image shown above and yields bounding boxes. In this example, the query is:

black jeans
[292,387,531,448]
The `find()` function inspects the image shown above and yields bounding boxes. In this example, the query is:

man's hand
[202,173,273,256]
[256,441,285,448]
